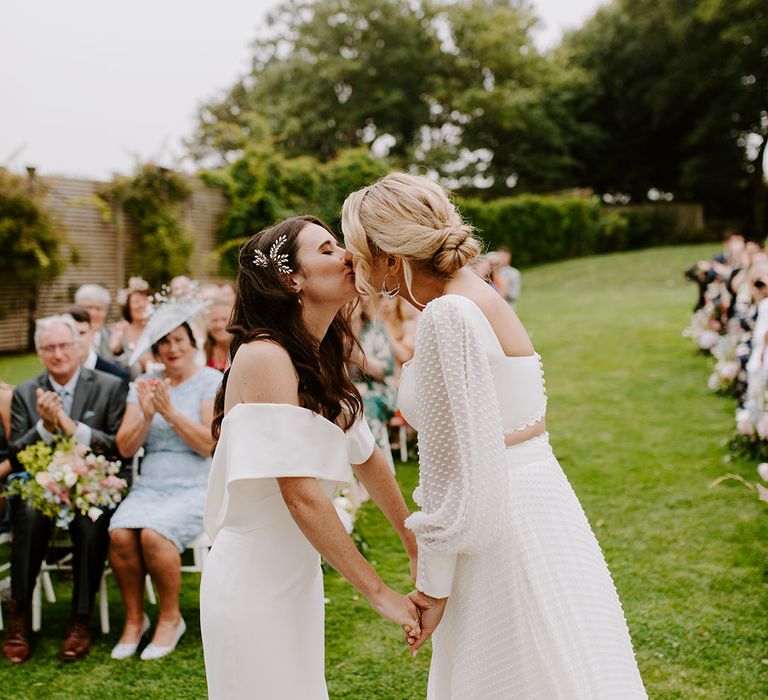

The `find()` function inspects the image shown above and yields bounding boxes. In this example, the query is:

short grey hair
[74,284,111,306]
[34,314,79,351]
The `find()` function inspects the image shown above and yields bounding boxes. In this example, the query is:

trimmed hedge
[458,195,714,266]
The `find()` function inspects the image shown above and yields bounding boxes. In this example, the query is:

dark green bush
[458,194,711,266]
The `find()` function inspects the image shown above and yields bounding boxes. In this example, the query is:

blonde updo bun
[341,172,482,300]
[431,225,482,276]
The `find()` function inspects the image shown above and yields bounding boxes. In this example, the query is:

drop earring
[381,273,400,299]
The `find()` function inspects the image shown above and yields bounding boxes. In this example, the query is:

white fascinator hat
[129,294,209,366]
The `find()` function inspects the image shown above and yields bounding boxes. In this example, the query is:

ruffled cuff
[416,545,457,598]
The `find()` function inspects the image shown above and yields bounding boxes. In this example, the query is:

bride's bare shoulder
[228,340,299,405]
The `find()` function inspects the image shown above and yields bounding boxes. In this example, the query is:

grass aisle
[2,243,766,698]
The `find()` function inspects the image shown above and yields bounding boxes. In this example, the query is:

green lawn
[2,243,766,698]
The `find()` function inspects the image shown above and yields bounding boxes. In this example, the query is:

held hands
[368,586,422,650]
[406,590,448,656]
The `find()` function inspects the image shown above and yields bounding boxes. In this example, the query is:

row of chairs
[0,448,211,635]
[0,531,210,634]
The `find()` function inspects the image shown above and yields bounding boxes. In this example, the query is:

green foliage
[99,165,193,288]
[204,143,386,274]
[0,168,64,293]
[459,195,703,265]
[563,0,768,232]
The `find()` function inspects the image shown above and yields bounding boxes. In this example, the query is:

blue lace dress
[109,367,222,551]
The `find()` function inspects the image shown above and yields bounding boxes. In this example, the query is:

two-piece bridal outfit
[398,295,647,699]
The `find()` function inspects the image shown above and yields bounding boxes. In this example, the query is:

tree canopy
[188,0,768,231]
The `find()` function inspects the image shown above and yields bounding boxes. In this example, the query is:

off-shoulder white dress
[398,295,646,699]
[200,403,375,700]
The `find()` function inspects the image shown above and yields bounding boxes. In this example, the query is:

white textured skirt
[427,435,647,699]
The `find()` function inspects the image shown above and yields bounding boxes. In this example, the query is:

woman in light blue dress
[109,319,221,661]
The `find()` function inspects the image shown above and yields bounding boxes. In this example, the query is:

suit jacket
[94,326,114,361]
[95,355,131,384]
[9,368,128,472]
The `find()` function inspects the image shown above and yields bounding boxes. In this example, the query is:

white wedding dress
[200,403,375,700]
[398,295,647,699]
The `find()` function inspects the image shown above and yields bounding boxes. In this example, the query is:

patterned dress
[109,367,221,551]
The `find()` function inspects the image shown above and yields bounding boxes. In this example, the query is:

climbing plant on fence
[99,164,193,288]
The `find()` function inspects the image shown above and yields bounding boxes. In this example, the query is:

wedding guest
[110,279,152,378]
[487,252,510,298]
[350,297,397,471]
[495,246,521,307]
[0,381,12,532]
[2,314,128,664]
[66,306,130,384]
[169,275,194,299]
[109,306,221,661]
[217,280,237,306]
[74,284,113,358]
[204,300,233,372]
[378,297,416,375]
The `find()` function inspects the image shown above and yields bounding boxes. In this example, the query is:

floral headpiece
[116,276,150,306]
[253,234,293,275]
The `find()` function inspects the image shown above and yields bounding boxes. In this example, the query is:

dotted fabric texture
[400,296,647,699]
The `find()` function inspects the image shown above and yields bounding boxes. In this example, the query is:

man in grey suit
[2,314,128,664]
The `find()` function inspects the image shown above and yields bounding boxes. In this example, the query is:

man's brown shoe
[2,599,32,664]
[58,614,92,662]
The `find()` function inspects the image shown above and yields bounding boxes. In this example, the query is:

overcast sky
[0,0,608,180]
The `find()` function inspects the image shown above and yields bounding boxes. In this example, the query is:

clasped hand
[403,590,448,656]
[35,388,73,434]
[135,377,175,422]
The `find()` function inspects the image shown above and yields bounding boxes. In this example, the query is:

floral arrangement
[6,437,127,528]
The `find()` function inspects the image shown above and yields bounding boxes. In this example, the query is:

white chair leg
[399,425,408,462]
[32,579,42,632]
[145,575,157,605]
[0,600,4,631]
[99,572,110,635]
[41,571,56,603]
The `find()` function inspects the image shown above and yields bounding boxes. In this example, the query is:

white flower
[333,496,354,514]
[63,471,78,488]
[87,507,103,522]
[35,472,53,487]
[758,463,768,482]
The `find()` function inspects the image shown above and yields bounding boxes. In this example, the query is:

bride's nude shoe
[110,613,151,660]
[140,617,186,661]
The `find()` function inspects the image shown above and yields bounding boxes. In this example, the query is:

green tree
[0,168,65,348]
[565,0,767,231]
[190,0,446,166]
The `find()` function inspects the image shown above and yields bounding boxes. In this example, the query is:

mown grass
[2,243,766,698]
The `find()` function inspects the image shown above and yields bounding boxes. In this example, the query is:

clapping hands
[135,377,175,423]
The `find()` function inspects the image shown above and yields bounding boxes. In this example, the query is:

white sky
[0,0,608,180]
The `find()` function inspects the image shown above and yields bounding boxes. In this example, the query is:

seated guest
[109,301,220,661]
[66,306,130,384]
[495,246,521,307]
[110,278,152,378]
[2,314,128,664]
[203,299,233,372]
[0,381,12,531]
[350,297,397,471]
[74,284,113,359]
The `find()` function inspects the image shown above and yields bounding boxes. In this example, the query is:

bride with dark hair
[200,216,420,699]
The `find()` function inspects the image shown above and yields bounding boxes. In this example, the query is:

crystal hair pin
[252,234,293,274]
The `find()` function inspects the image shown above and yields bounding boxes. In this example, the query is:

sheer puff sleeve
[204,403,353,541]
[405,297,509,598]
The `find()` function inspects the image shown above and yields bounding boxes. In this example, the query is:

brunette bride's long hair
[211,216,362,449]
